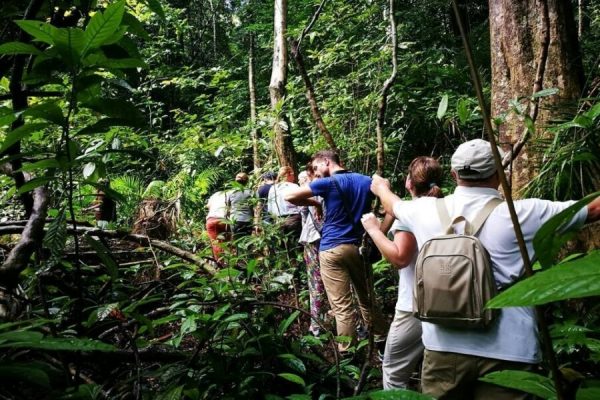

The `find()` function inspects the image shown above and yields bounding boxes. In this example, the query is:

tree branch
[0,186,49,288]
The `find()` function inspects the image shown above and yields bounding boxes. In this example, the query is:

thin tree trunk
[375,0,398,176]
[248,35,260,170]
[578,0,584,39]
[269,0,297,171]
[291,0,337,152]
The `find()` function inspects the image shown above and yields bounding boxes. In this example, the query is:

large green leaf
[533,193,599,268]
[277,373,305,387]
[23,102,65,126]
[487,250,600,308]
[14,20,57,45]
[52,27,85,56]
[17,176,53,194]
[0,41,42,55]
[479,370,556,399]
[0,364,50,388]
[437,94,448,120]
[82,0,126,55]
[122,12,150,40]
[82,98,145,127]
[0,122,48,153]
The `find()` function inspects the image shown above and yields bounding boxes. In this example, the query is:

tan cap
[451,139,504,180]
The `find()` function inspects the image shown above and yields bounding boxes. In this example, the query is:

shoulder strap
[437,197,502,235]
[470,198,503,235]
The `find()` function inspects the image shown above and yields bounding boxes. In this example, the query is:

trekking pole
[450,2,565,399]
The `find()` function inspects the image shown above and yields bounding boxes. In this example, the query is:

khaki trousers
[421,349,534,400]
[319,243,388,352]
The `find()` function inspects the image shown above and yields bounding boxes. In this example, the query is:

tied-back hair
[312,149,340,165]
[409,156,444,198]
[277,166,293,182]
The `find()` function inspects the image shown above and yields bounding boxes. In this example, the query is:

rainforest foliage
[0,0,599,399]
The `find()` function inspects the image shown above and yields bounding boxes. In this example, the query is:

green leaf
[277,373,305,387]
[122,12,150,40]
[0,336,117,352]
[43,208,67,268]
[52,27,86,57]
[577,387,600,400]
[278,354,306,374]
[437,94,448,120]
[533,192,599,268]
[0,41,42,55]
[24,102,65,126]
[524,115,535,134]
[83,0,126,55]
[278,310,300,335]
[84,235,119,282]
[143,0,166,19]
[585,101,600,121]
[14,20,57,45]
[0,122,48,153]
[456,98,470,125]
[531,88,559,99]
[82,98,145,127]
[83,162,96,179]
[0,364,50,388]
[20,158,60,172]
[487,250,600,308]
[479,370,556,399]
[17,176,53,194]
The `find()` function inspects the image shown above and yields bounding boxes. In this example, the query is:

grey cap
[451,139,504,180]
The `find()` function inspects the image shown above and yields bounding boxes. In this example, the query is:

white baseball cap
[451,139,504,180]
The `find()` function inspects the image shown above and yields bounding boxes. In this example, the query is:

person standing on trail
[361,156,443,389]
[227,172,253,238]
[298,167,328,337]
[285,150,388,354]
[205,189,229,263]
[370,139,600,399]
[268,166,302,243]
[255,171,276,227]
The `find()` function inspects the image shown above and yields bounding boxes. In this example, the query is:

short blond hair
[277,166,293,181]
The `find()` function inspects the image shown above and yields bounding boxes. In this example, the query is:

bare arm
[285,186,321,207]
[361,213,417,269]
[370,174,403,217]
[587,195,600,223]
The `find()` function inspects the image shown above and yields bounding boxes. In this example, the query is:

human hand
[361,212,381,233]
[371,174,391,196]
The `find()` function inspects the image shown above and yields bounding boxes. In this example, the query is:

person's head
[261,171,276,183]
[451,139,503,188]
[311,150,341,178]
[298,171,309,186]
[406,156,444,198]
[277,166,295,183]
[235,172,249,186]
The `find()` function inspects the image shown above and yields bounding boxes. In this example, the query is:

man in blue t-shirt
[286,150,388,352]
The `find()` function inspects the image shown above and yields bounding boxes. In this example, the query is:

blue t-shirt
[309,171,373,251]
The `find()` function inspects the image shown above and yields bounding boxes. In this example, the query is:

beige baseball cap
[451,139,504,180]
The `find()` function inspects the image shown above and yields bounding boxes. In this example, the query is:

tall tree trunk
[248,35,260,171]
[375,0,398,176]
[490,0,584,195]
[269,0,297,171]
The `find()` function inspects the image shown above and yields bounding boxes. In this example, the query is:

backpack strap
[437,197,502,235]
[470,198,503,235]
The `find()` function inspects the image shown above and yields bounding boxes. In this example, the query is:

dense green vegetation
[0,0,599,398]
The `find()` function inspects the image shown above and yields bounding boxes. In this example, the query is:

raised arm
[370,174,403,217]
[361,213,417,269]
[285,186,321,207]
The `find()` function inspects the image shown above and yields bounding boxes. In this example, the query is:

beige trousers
[421,349,534,399]
[319,243,388,352]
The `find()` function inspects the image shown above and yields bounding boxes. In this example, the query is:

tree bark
[269,0,297,172]
[375,0,398,176]
[248,35,260,171]
[490,0,584,195]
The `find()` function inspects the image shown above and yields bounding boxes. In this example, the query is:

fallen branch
[0,186,49,288]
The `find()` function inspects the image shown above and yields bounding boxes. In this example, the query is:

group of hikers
[206,139,600,399]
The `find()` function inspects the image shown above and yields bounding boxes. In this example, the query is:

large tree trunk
[269,0,297,172]
[248,35,260,171]
[490,0,584,195]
